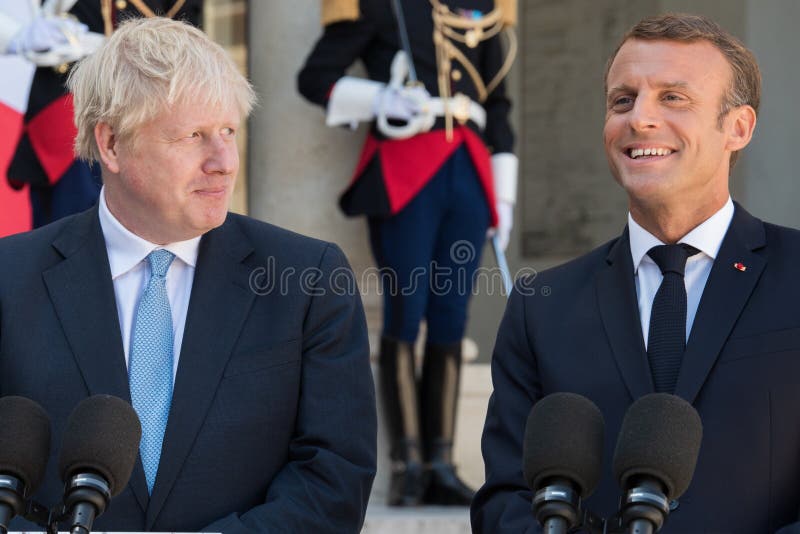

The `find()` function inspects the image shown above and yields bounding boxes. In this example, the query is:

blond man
[0,17,375,533]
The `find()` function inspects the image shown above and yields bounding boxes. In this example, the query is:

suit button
[116,0,127,9]
[669,499,679,511]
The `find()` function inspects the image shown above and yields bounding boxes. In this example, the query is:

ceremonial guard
[298,0,518,506]
[0,0,202,229]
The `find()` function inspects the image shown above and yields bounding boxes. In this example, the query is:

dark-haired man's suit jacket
[0,206,376,533]
[472,204,800,534]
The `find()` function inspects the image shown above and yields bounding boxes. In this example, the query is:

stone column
[247,0,381,332]
[739,0,800,228]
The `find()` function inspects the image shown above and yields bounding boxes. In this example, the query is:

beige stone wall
[247,0,382,335]
[518,0,658,258]
[204,0,250,215]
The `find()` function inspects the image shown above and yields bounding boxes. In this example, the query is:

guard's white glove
[325,77,383,129]
[7,16,87,55]
[374,51,435,139]
[487,153,519,252]
[374,83,435,139]
[493,200,514,252]
[324,77,434,133]
[324,51,435,138]
[373,84,429,122]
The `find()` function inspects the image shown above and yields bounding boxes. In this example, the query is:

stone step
[362,505,471,534]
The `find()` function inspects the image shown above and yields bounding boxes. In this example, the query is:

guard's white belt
[427,96,486,130]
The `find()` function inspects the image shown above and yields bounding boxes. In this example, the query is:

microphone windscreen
[0,396,51,491]
[58,395,142,497]
[523,392,605,498]
[612,393,702,500]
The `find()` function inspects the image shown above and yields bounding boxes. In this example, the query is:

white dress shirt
[629,197,734,349]
[98,188,200,379]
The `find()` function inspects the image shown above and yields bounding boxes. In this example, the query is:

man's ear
[94,122,120,173]
[725,104,757,153]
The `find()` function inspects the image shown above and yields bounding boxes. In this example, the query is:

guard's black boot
[379,336,425,506]
[420,341,475,505]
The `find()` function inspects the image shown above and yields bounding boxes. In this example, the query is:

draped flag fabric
[0,53,35,237]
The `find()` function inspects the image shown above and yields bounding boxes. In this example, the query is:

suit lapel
[42,207,150,511]
[43,208,129,399]
[674,204,766,404]
[596,228,653,400]
[146,217,256,528]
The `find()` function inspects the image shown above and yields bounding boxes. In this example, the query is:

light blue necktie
[129,249,175,493]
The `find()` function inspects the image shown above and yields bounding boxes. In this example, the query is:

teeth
[629,147,672,159]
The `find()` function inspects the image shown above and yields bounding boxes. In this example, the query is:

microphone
[0,396,51,534]
[57,395,141,534]
[523,392,605,534]
[612,393,702,534]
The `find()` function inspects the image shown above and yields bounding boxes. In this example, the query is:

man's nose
[628,96,661,131]
[203,136,237,175]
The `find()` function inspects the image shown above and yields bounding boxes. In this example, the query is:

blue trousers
[368,146,490,345]
[31,160,101,228]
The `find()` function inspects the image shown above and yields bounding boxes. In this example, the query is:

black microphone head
[58,395,142,497]
[613,393,703,500]
[0,396,51,491]
[523,392,605,498]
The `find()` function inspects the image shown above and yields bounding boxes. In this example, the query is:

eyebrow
[607,81,691,97]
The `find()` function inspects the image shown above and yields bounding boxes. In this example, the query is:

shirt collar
[628,197,734,273]
[98,187,201,279]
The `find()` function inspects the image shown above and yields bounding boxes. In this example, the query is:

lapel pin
[733,262,747,272]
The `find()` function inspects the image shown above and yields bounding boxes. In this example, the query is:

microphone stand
[533,504,660,534]
[533,480,606,534]
[534,501,670,534]
[20,472,111,534]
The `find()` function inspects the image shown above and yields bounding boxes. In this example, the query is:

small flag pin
[734,262,747,272]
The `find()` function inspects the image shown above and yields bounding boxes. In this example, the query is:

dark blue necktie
[646,244,700,393]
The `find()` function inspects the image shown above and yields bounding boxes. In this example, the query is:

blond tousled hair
[68,17,256,162]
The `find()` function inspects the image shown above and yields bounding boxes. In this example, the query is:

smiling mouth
[627,147,674,159]
[195,186,227,194]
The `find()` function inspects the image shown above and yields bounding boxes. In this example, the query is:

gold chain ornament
[101,0,187,36]
[429,0,517,139]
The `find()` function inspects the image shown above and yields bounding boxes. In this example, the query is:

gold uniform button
[451,69,462,81]
[116,0,127,9]
[465,30,478,48]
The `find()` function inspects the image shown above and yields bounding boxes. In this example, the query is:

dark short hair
[604,13,761,166]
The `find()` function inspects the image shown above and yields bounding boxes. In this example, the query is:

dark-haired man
[473,13,800,534]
